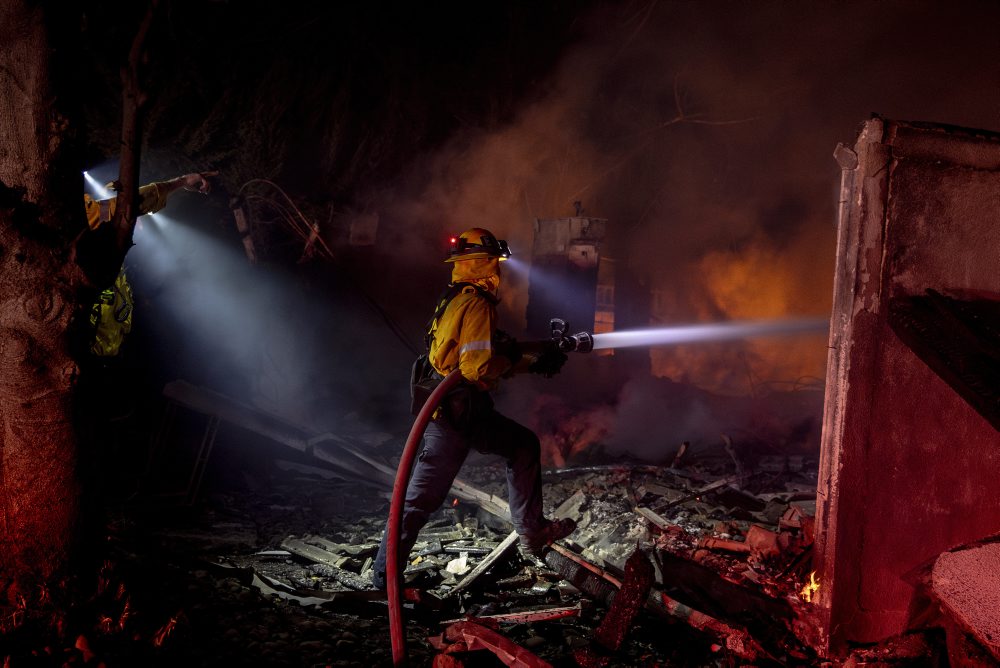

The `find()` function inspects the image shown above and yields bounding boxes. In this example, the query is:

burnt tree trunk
[0,2,86,601]
[0,1,145,602]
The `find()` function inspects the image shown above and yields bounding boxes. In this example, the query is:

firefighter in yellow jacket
[372,227,575,589]
[85,172,215,357]
[77,172,214,521]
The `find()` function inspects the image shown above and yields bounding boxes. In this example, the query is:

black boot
[519,518,577,557]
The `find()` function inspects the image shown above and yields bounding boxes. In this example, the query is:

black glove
[493,330,522,366]
[527,346,568,377]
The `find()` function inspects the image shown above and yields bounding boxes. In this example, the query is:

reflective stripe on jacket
[428,286,511,390]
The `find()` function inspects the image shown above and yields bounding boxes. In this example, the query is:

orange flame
[538,405,614,467]
[650,226,832,396]
[800,571,820,602]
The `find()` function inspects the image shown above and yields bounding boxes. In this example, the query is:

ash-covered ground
[10,432,837,667]
[4,413,951,668]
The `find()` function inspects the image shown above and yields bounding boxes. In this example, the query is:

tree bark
[0,1,90,600]
[111,0,157,255]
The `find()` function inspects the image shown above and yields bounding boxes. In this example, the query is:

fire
[800,571,820,602]
[536,402,614,467]
[649,226,832,396]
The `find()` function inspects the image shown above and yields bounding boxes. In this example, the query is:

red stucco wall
[815,118,1000,651]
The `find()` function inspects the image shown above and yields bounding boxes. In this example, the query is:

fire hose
[387,368,462,665]
[387,319,593,665]
[384,315,825,663]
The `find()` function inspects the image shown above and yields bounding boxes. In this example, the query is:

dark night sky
[80,0,1000,458]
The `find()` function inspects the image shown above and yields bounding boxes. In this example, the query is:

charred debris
[153,444,822,665]
[94,379,839,667]
[5,376,956,667]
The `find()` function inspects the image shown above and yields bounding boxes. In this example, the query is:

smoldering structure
[88,118,999,668]
[8,1,1000,665]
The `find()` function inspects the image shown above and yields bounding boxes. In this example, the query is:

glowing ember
[99,614,115,634]
[153,615,180,647]
[37,584,51,607]
[118,598,132,631]
[800,571,820,602]
[97,560,114,596]
[452,498,459,507]
[2,596,27,632]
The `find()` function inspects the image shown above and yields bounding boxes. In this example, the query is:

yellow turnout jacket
[83,182,170,230]
[428,257,512,391]
[83,182,170,356]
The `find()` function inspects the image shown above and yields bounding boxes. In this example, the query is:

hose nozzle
[550,318,594,353]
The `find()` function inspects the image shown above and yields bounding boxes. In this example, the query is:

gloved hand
[180,171,218,194]
[527,346,568,377]
[493,330,522,366]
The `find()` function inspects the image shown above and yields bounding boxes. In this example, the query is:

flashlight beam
[590,318,829,350]
[83,171,112,200]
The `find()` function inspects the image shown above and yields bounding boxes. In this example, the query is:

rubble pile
[181,445,828,666]
[65,376,835,665]
[3,373,951,667]
[4,432,959,667]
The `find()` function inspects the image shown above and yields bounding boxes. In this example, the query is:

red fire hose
[388,369,463,666]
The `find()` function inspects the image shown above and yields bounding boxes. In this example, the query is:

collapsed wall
[815,117,1000,653]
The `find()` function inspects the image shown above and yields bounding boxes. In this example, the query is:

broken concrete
[930,541,1000,664]
[816,117,1000,654]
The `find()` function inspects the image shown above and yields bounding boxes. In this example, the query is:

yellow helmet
[446,227,511,262]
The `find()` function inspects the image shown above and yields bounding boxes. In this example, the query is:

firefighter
[84,171,215,364]
[371,227,575,590]
[84,172,215,359]
[77,172,215,480]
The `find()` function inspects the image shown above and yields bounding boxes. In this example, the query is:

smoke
[90,2,1000,462]
[533,395,615,468]
[603,374,825,462]
[520,369,825,467]
[376,92,608,327]
[125,200,413,436]
[361,0,1000,459]
[377,0,1000,340]
[651,223,834,393]
[128,211,328,421]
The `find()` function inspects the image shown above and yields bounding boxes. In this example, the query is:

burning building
[7,0,1000,662]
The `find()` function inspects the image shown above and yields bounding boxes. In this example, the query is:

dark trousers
[373,409,544,578]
